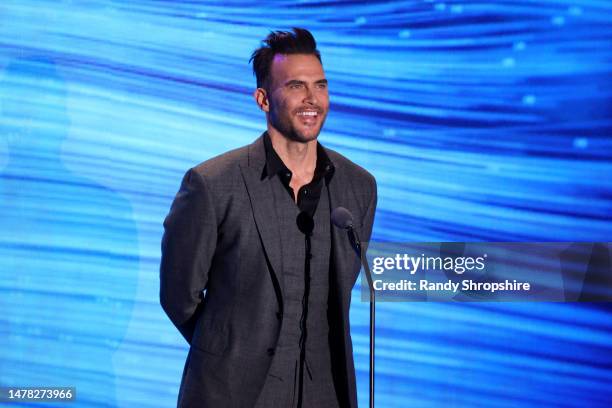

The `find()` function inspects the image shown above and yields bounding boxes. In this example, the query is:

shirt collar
[263,131,335,183]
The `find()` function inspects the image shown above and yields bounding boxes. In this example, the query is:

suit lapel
[326,161,358,295]
[239,136,284,301]
[328,174,345,284]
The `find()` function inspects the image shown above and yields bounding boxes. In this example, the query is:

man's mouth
[296,110,319,117]
[296,110,321,127]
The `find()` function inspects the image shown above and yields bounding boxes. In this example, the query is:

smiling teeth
[298,111,317,116]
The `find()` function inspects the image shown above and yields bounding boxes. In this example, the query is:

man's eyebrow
[284,79,328,86]
[284,79,306,86]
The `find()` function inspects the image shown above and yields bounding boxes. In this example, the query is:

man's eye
[289,83,302,89]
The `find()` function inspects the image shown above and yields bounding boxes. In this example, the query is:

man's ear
[253,88,269,113]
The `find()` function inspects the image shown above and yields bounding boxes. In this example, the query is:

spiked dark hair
[249,27,322,90]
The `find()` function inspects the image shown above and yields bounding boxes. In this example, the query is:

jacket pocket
[191,320,228,356]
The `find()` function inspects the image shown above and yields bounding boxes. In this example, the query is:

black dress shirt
[263,132,334,217]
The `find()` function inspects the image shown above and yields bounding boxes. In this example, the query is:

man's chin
[271,121,324,143]
[290,125,324,143]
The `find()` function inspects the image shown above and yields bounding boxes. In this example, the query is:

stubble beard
[269,106,327,144]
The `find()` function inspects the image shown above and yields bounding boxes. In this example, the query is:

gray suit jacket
[160,134,377,407]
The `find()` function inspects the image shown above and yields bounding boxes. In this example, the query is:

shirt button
[303,189,308,195]
[285,172,291,178]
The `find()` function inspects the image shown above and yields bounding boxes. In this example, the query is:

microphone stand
[348,227,375,408]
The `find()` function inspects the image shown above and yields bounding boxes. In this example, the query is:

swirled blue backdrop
[1,1,611,407]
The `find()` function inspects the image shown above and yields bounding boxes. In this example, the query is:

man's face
[263,53,329,143]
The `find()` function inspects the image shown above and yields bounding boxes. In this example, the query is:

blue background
[1,1,611,407]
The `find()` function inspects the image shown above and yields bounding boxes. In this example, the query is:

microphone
[331,207,360,254]
[296,211,314,235]
[331,206,353,230]
[331,206,376,408]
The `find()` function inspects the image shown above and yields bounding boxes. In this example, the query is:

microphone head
[296,211,314,235]
[331,207,354,230]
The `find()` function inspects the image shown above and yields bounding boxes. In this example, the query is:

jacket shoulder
[190,144,249,182]
[325,146,376,188]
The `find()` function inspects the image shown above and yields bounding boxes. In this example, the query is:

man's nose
[303,86,317,104]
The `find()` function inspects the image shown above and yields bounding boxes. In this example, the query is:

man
[160,28,376,408]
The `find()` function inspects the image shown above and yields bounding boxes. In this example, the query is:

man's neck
[267,128,317,180]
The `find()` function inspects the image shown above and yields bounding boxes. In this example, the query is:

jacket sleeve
[160,168,217,344]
